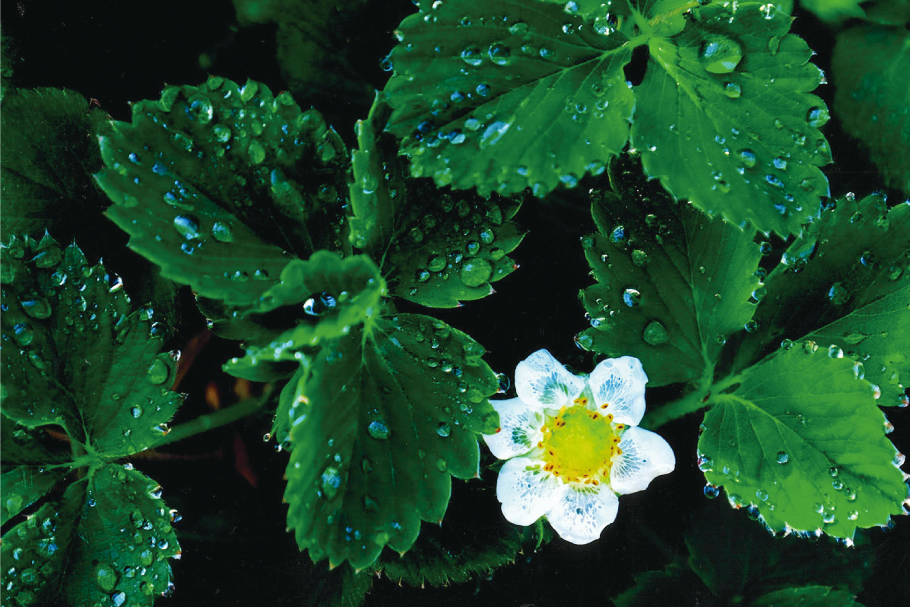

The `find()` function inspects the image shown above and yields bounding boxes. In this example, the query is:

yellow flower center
[538,396,624,484]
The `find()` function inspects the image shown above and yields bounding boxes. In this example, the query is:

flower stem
[152,393,272,449]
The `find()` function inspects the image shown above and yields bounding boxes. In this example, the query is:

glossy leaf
[283,314,499,570]
[699,346,908,539]
[578,156,761,387]
[352,102,527,307]
[385,0,635,198]
[833,24,910,195]
[96,76,350,307]
[633,2,830,238]
[0,88,110,237]
[61,465,181,607]
[0,466,66,526]
[736,194,910,406]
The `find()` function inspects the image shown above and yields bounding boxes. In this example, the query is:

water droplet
[321,466,342,499]
[428,254,446,272]
[509,21,529,36]
[186,94,213,124]
[437,422,452,438]
[723,82,742,98]
[807,107,829,128]
[828,345,844,359]
[173,215,201,240]
[94,562,119,593]
[737,149,757,168]
[211,221,234,243]
[303,292,337,316]
[703,484,720,499]
[367,420,391,440]
[248,140,266,164]
[435,458,448,472]
[698,35,743,74]
[622,288,641,307]
[744,320,759,332]
[131,406,143,418]
[461,46,482,66]
[479,121,511,149]
[642,320,669,345]
[147,359,169,385]
[776,451,789,464]
[460,259,493,287]
[827,282,848,305]
[488,43,511,66]
[20,296,52,320]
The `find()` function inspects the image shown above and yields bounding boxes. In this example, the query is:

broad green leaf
[96,76,350,307]
[736,194,910,406]
[1,236,183,454]
[0,467,66,526]
[284,314,499,569]
[833,25,910,195]
[862,0,910,25]
[633,1,830,238]
[352,101,526,307]
[578,155,761,387]
[61,465,181,607]
[384,0,635,198]
[699,346,908,539]
[0,88,110,237]
[751,586,862,607]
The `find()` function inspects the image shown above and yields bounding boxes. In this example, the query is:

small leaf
[0,88,110,236]
[750,586,863,607]
[634,2,830,237]
[385,0,634,197]
[579,156,761,387]
[736,193,910,406]
[833,24,910,195]
[351,101,526,307]
[0,466,66,526]
[96,77,350,307]
[699,346,908,539]
[61,465,181,607]
[283,314,498,570]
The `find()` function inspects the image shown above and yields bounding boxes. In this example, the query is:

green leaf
[384,0,635,198]
[283,314,499,570]
[96,77,350,307]
[384,2,830,236]
[699,346,908,539]
[613,568,718,607]
[351,102,527,307]
[222,251,385,380]
[633,1,830,238]
[578,155,761,387]
[736,193,910,407]
[750,586,863,607]
[800,0,867,23]
[1,234,185,604]
[60,465,181,607]
[0,88,110,237]
[833,24,910,195]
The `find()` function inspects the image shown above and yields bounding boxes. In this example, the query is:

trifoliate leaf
[578,155,761,387]
[833,24,910,195]
[633,1,830,238]
[384,0,635,198]
[736,194,910,406]
[1,235,185,606]
[699,346,908,539]
[0,88,110,237]
[283,314,499,570]
[60,465,181,607]
[96,77,350,307]
[750,586,863,607]
[352,101,526,307]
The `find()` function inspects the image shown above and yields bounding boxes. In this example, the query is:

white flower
[483,350,675,545]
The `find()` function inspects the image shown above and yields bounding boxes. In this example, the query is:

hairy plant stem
[152,392,272,449]
[643,372,743,430]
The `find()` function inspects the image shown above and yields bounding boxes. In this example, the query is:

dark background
[3,1,907,606]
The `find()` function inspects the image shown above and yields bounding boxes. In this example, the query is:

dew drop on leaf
[698,35,743,74]
[367,420,391,440]
[642,320,669,346]
[147,359,169,385]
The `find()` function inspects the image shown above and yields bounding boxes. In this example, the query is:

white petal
[483,398,544,460]
[514,349,585,410]
[589,356,648,425]
[545,484,619,545]
[497,457,567,526]
[610,426,675,495]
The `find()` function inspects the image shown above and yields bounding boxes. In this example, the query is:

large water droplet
[211,222,234,243]
[20,296,52,320]
[642,320,669,345]
[460,259,493,287]
[437,422,452,438]
[622,288,641,307]
[698,35,743,74]
[367,420,391,440]
[321,466,342,499]
[303,292,337,316]
[173,215,201,240]
[147,359,169,385]
[186,94,214,124]
[94,562,119,593]
[479,121,511,149]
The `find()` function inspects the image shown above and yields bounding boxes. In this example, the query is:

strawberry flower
[483,350,675,544]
